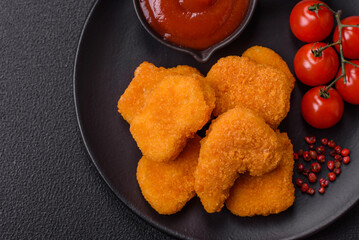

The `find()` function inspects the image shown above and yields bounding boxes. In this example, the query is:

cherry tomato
[335,60,359,105]
[290,0,334,42]
[294,42,339,86]
[301,86,344,129]
[333,16,359,59]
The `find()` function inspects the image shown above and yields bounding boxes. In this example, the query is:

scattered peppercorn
[317,154,326,163]
[330,150,337,157]
[303,169,310,176]
[298,149,304,157]
[328,172,336,181]
[316,146,325,155]
[308,172,317,183]
[297,163,304,173]
[296,178,303,187]
[334,168,341,175]
[311,162,321,173]
[334,146,342,154]
[295,136,352,196]
[334,160,341,169]
[328,140,336,148]
[301,183,309,193]
[334,155,342,162]
[305,136,316,144]
[327,161,334,171]
[309,150,317,160]
[320,179,329,188]
[303,151,311,162]
[318,187,325,194]
[307,188,315,195]
[343,156,350,164]
[341,148,350,157]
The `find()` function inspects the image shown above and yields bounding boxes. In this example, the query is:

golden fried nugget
[226,132,295,216]
[242,46,295,90]
[118,62,202,123]
[137,135,201,215]
[195,107,285,213]
[206,56,291,128]
[130,75,215,162]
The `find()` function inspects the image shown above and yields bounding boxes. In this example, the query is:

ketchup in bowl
[139,0,250,50]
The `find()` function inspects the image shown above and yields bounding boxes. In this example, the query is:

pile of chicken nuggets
[118,46,296,216]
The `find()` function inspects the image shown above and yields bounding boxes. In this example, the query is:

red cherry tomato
[290,0,334,42]
[301,86,344,129]
[294,42,339,86]
[335,60,359,105]
[333,16,359,59]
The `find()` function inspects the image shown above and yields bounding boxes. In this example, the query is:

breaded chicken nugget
[206,56,291,128]
[242,46,295,90]
[130,75,215,162]
[226,132,295,216]
[195,107,285,213]
[137,135,201,215]
[118,62,202,123]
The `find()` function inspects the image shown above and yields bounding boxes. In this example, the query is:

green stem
[342,24,359,28]
[309,4,359,98]
[343,60,359,68]
[327,74,344,90]
[311,41,340,57]
[335,10,347,84]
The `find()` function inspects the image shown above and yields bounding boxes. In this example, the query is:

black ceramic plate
[74,0,359,239]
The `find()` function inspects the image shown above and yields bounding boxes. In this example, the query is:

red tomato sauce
[139,0,250,50]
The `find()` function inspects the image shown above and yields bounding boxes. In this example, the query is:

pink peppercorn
[317,154,325,163]
[297,163,304,173]
[311,162,321,173]
[301,183,309,193]
[308,173,317,183]
[296,178,303,187]
[305,136,316,144]
[307,188,315,195]
[328,172,336,181]
[341,148,350,157]
[334,145,342,154]
[334,168,341,175]
[318,187,325,194]
[343,156,350,164]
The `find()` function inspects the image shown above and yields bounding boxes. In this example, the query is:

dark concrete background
[1,0,358,239]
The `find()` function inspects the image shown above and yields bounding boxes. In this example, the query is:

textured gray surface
[0,0,358,239]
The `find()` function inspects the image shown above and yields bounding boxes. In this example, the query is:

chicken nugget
[195,107,285,213]
[118,62,202,123]
[226,132,295,216]
[137,135,201,215]
[242,46,295,90]
[206,56,291,128]
[130,75,215,162]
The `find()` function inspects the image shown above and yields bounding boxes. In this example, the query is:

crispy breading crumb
[242,45,295,91]
[195,107,285,213]
[206,56,292,128]
[137,135,201,214]
[118,62,202,123]
[226,132,295,216]
[130,74,215,162]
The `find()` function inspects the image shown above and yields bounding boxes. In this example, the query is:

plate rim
[72,1,359,239]
[72,0,190,239]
